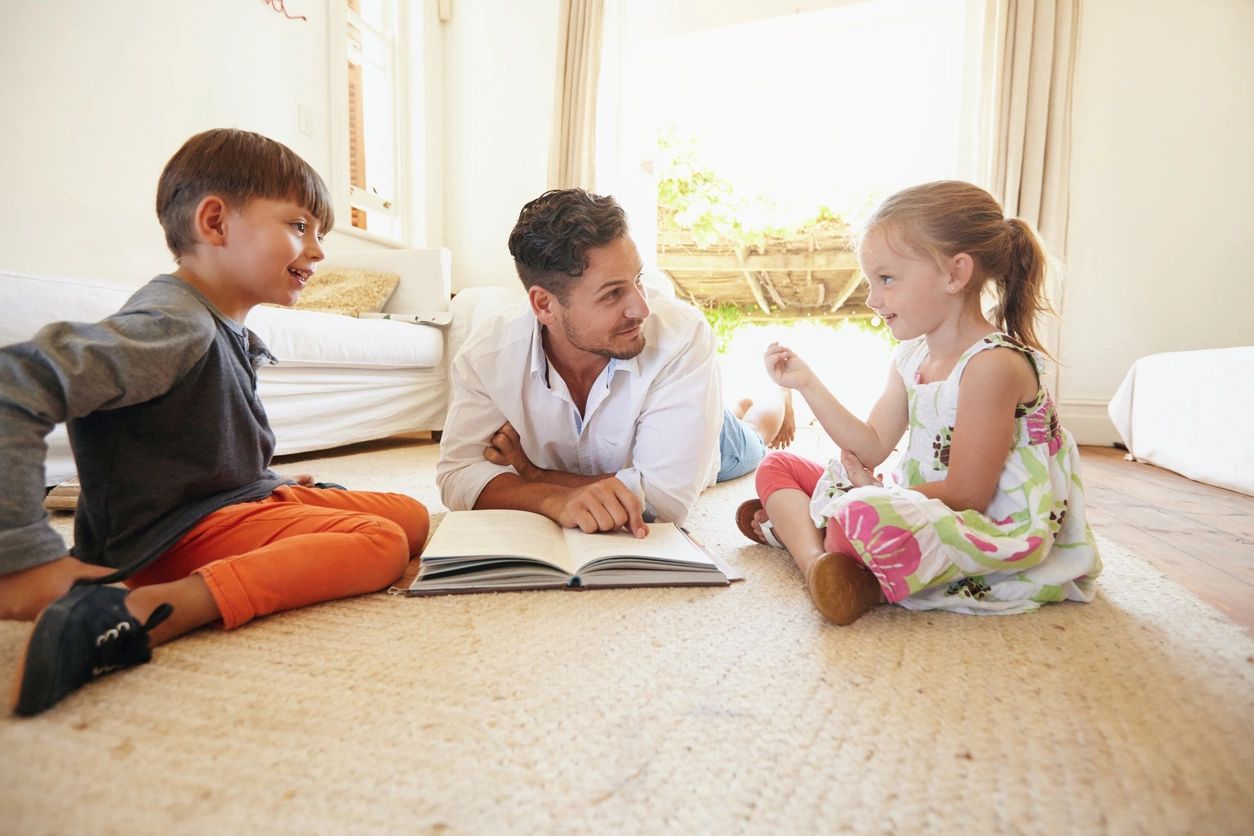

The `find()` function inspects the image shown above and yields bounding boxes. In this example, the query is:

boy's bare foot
[767,390,795,449]
[806,552,883,625]
[0,558,116,622]
[734,391,795,449]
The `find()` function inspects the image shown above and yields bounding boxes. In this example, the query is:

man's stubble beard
[561,315,647,361]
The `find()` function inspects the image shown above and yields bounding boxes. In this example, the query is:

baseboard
[1060,398,1121,446]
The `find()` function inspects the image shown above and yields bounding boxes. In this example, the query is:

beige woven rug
[2,439,1251,834]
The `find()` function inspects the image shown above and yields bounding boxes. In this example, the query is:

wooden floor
[1079,446,1254,633]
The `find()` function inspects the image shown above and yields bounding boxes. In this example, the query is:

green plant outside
[702,304,745,353]
[656,127,864,246]
[701,304,895,354]
[661,126,897,351]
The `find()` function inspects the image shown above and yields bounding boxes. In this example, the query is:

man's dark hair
[156,128,334,259]
[507,188,628,300]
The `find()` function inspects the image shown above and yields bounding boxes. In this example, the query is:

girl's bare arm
[910,348,1036,513]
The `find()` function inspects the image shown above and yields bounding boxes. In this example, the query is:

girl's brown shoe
[806,552,882,625]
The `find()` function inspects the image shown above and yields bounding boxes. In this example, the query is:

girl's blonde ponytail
[997,217,1052,356]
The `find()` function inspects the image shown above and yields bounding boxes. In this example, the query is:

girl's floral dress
[809,333,1101,614]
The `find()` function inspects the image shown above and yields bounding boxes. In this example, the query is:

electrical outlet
[298,104,315,137]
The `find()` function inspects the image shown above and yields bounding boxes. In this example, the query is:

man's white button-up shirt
[436,291,723,524]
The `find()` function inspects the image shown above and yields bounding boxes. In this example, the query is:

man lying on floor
[437,188,791,535]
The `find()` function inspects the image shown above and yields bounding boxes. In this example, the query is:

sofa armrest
[321,247,452,314]
[446,285,526,365]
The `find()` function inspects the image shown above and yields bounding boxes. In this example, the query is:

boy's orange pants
[125,485,429,629]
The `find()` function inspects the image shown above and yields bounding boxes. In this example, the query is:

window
[606,0,978,322]
[334,0,404,242]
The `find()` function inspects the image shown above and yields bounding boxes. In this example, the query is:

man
[436,189,789,535]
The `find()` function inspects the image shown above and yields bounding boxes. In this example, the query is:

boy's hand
[277,473,317,487]
[542,479,648,538]
[485,422,540,482]
[764,342,816,391]
[0,557,114,621]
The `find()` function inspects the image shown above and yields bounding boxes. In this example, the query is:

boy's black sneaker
[12,584,173,716]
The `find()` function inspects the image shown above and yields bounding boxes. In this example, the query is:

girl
[737,181,1100,625]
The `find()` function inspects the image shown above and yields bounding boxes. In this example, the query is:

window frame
[328,0,411,247]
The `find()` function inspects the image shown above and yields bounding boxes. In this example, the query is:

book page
[564,523,717,571]
[423,510,578,575]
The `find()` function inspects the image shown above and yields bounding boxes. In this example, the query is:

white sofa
[1108,346,1254,496]
[1,248,461,484]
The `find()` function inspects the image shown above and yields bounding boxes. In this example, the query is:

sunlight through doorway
[603,0,981,436]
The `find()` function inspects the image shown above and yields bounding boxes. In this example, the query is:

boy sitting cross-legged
[0,128,430,716]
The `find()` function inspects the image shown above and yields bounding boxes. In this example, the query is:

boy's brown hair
[156,128,334,259]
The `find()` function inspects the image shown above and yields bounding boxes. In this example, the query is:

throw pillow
[288,268,401,316]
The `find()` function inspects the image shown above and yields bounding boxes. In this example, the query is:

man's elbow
[644,491,694,527]
[436,467,474,512]
[435,476,458,511]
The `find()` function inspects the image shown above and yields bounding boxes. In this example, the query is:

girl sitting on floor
[736,180,1101,624]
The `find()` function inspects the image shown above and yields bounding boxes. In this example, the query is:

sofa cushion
[0,273,130,345]
[0,270,442,370]
[286,267,400,316]
[248,306,443,368]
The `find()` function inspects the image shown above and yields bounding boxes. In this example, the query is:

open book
[402,509,739,596]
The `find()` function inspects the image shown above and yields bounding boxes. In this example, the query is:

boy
[0,128,429,716]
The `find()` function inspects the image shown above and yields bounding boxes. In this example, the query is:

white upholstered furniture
[1,248,456,484]
[1107,346,1254,496]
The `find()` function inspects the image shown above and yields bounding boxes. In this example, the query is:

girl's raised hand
[764,342,815,390]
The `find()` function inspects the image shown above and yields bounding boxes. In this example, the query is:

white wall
[439,0,872,293]
[1061,0,1254,442]
[441,0,560,292]
[11,0,1251,431]
[0,0,538,295]
[625,0,866,38]
[1,0,422,288]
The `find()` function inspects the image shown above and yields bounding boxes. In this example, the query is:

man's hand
[542,478,648,538]
[485,422,540,481]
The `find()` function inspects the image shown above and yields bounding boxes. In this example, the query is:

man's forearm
[474,473,569,520]
[519,465,613,489]
[475,472,648,537]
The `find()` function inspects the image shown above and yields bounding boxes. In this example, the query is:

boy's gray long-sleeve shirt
[0,275,284,575]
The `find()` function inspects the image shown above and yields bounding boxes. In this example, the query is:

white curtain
[548,0,607,190]
[978,0,1081,390]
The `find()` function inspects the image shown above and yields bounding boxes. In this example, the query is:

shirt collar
[611,352,641,378]
[527,316,550,388]
[527,316,647,389]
